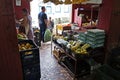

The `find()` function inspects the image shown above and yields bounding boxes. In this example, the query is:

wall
[98,0,120,62]
[107,0,120,48]
[97,0,113,33]
[72,4,98,23]
[98,0,120,49]
[14,0,30,19]
[0,0,23,80]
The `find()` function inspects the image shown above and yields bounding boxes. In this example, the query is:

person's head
[41,6,46,12]
[22,8,28,16]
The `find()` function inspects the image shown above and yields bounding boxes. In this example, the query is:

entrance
[30,1,72,28]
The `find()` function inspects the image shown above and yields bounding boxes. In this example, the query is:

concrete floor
[40,42,73,80]
[39,42,95,80]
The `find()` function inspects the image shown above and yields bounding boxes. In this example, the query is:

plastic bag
[44,29,52,42]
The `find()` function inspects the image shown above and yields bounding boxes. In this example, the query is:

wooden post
[0,0,23,80]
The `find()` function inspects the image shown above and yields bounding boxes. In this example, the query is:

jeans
[39,24,46,42]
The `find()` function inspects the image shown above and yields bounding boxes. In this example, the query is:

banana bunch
[71,41,81,51]
[75,43,90,54]
[81,43,90,49]
[75,48,88,54]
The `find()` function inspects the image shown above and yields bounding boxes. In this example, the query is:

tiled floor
[40,42,73,80]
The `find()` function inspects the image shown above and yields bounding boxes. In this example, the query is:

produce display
[17,33,27,40]
[18,43,33,51]
[53,29,105,57]
[67,40,90,54]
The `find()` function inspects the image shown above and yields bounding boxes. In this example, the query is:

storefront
[0,0,120,80]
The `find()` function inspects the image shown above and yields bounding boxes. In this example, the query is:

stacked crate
[86,29,105,48]
[18,40,40,80]
[78,32,87,43]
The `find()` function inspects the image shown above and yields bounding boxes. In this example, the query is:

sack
[44,29,52,42]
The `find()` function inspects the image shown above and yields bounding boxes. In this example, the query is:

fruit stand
[52,29,105,79]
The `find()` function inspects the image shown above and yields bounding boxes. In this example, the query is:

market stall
[52,29,105,79]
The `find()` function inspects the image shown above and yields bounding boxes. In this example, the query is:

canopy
[43,0,89,5]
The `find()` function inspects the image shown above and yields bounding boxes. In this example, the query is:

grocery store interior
[0,0,120,80]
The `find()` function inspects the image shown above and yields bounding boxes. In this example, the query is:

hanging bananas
[43,0,50,3]
[43,0,89,4]
[72,0,88,4]
[64,0,72,4]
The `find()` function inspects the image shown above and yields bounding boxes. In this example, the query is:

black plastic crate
[23,63,40,75]
[20,48,40,66]
[24,72,40,80]
[23,64,40,80]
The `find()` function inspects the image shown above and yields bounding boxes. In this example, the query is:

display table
[52,39,105,80]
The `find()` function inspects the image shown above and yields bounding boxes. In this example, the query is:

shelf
[60,59,90,78]
[64,52,77,61]
[52,40,104,79]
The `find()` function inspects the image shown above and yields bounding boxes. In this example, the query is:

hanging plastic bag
[44,29,52,42]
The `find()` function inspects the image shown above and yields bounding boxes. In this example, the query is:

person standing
[47,17,54,32]
[38,6,48,43]
[20,8,34,40]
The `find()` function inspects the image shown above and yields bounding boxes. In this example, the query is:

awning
[43,0,89,5]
